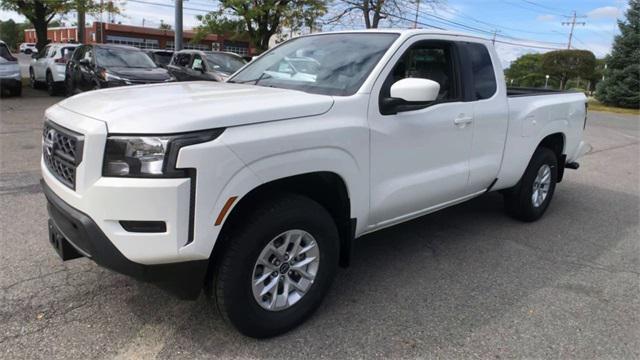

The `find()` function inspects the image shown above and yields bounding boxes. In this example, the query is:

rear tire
[64,75,74,96]
[46,72,57,96]
[504,147,558,222]
[212,194,339,338]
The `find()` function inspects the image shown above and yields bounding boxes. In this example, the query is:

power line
[410,5,567,47]
[385,12,565,50]
[438,4,565,37]
[504,0,566,17]
[127,0,213,14]
[520,0,571,16]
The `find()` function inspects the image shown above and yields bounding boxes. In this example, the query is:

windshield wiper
[228,72,272,84]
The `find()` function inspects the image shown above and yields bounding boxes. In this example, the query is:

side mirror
[390,78,440,102]
[380,78,441,115]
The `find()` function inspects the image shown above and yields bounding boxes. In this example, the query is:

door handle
[454,116,473,126]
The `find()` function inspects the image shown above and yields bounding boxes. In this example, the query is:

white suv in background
[19,42,37,54]
[30,43,79,95]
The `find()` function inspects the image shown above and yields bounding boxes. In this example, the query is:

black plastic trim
[339,218,357,268]
[42,179,208,299]
[120,220,167,233]
[507,87,579,97]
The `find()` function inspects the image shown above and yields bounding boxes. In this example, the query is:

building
[24,22,254,56]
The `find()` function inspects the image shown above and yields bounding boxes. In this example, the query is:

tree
[0,0,74,51]
[504,53,550,88]
[541,50,596,90]
[0,19,29,50]
[0,1,121,50]
[158,22,172,31]
[596,0,640,108]
[327,0,440,29]
[199,0,327,53]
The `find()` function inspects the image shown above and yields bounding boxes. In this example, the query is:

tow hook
[566,162,580,170]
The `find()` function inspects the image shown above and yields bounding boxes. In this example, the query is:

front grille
[43,121,84,189]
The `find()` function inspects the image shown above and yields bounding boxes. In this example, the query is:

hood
[54,81,334,133]
[106,66,172,81]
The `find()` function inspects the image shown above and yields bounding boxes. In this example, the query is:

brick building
[25,22,254,56]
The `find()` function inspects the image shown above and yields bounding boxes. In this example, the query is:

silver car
[0,41,22,96]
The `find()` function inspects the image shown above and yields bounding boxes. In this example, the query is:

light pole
[175,0,183,51]
[545,75,550,89]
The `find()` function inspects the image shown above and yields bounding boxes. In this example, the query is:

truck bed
[507,87,578,97]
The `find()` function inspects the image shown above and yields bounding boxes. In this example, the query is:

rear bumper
[42,179,208,299]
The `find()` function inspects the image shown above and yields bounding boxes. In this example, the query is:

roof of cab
[301,28,488,42]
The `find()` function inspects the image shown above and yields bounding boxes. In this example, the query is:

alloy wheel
[251,229,320,311]
[532,164,551,207]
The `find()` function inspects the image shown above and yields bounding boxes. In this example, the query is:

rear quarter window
[466,43,497,100]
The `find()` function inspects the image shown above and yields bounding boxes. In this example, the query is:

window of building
[224,45,248,56]
[105,35,159,49]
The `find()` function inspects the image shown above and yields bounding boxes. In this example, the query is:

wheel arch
[209,171,355,278]
[536,132,566,181]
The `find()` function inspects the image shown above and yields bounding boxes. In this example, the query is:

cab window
[191,55,205,71]
[173,53,191,67]
[83,47,94,63]
[381,41,460,102]
[465,43,497,100]
[73,46,85,61]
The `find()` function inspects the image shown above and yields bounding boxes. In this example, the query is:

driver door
[186,54,207,80]
[367,39,474,227]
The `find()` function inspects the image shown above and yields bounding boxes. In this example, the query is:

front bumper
[0,77,21,89]
[43,180,208,299]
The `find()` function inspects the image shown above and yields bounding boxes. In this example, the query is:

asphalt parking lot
[1,87,638,359]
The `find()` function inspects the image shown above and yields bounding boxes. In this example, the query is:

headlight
[103,129,224,177]
[100,70,129,83]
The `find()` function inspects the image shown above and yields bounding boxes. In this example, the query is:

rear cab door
[459,41,509,192]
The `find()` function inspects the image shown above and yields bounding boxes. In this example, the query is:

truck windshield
[206,53,246,74]
[229,33,399,96]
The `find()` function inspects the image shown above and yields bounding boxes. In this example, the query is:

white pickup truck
[41,30,589,337]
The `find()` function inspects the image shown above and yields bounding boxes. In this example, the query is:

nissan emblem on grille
[42,122,83,190]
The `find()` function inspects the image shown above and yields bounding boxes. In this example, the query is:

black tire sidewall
[508,148,558,221]
[46,72,56,96]
[216,196,339,338]
[29,69,36,89]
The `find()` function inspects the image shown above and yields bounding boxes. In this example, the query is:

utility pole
[175,0,183,51]
[562,11,586,49]
[413,0,420,29]
[491,29,501,46]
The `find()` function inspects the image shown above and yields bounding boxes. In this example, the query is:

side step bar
[565,162,580,170]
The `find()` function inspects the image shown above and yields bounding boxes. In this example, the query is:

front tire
[212,194,339,338]
[29,68,40,89]
[504,147,558,222]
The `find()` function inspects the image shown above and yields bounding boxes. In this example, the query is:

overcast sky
[0,0,627,66]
